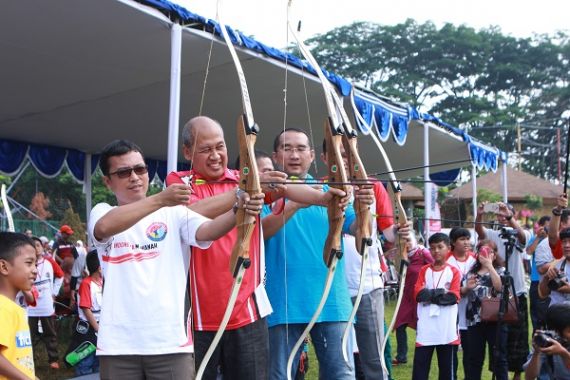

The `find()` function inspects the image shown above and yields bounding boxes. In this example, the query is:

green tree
[307,21,569,181]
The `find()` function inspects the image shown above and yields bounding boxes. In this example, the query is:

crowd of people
[1,115,570,380]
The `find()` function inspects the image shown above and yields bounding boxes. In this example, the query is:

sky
[176,0,569,48]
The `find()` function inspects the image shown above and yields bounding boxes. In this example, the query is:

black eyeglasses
[108,165,148,179]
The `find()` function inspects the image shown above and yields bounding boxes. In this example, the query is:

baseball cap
[60,225,74,235]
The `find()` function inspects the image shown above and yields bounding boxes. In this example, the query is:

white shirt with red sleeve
[77,277,103,322]
[446,252,476,330]
[27,256,64,317]
[414,263,461,346]
[88,202,211,356]
[344,181,394,296]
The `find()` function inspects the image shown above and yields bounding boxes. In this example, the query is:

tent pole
[471,163,478,246]
[423,121,431,238]
[501,158,508,203]
[84,153,92,245]
[167,23,182,174]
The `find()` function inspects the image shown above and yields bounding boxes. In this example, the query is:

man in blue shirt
[262,128,372,380]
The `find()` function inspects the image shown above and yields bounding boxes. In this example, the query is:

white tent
[0,0,503,226]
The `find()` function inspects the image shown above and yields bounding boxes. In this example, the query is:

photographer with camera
[524,303,570,379]
[538,227,570,306]
[475,202,531,379]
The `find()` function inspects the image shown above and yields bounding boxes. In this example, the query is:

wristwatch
[552,207,563,216]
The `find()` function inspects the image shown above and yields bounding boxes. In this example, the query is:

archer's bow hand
[260,171,288,194]
[395,221,413,241]
[322,187,350,211]
[157,183,192,207]
[353,185,374,206]
[236,191,265,216]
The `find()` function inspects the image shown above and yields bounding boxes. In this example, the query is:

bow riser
[342,135,373,254]
[323,119,350,267]
[230,114,262,275]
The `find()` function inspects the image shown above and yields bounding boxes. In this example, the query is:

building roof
[449,166,562,201]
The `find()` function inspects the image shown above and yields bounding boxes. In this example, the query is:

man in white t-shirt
[475,202,530,377]
[88,139,263,380]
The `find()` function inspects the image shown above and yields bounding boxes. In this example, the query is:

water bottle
[65,341,96,366]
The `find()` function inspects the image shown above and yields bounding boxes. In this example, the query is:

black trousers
[194,317,269,380]
[29,316,58,363]
[412,344,458,380]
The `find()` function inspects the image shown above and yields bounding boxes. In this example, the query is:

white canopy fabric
[0,0,500,183]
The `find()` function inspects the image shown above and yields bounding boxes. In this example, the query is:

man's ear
[102,175,112,189]
[0,259,10,275]
[183,145,193,161]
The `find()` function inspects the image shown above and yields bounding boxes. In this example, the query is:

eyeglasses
[108,165,148,179]
[280,146,311,154]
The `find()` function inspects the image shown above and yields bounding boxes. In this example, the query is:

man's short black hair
[272,128,312,152]
[546,303,570,333]
[559,227,570,241]
[99,139,144,176]
[428,232,450,247]
[449,227,471,243]
[0,232,35,263]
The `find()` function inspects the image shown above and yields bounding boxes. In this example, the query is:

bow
[285,3,350,379]
[1,184,15,232]
[329,91,373,366]
[371,115,409,374]
[195,1,261,378]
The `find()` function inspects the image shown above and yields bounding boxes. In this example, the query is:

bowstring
[282,0,290,359]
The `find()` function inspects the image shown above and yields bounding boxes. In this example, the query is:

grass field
[36,299,529,379]
[302,299,522,380]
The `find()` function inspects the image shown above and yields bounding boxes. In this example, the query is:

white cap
[39,236,49,244]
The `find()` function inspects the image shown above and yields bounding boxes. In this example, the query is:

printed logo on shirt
[146,222,167,242]
[15,330,32,348]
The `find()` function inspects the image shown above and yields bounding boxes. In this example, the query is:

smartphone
[483,203,500,214]
[479,246,490,258]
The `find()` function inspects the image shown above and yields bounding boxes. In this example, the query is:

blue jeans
[269,322,354,380]
[75,352,99,376]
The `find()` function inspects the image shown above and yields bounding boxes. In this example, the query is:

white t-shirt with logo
[88,203,211,355]
[27,257,63,317]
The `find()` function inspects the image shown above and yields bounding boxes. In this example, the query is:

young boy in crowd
[412,232,461,380]
[69,250,102,376]
[27,236,64,370]
[0,232,38,380]
[446,227,476,375]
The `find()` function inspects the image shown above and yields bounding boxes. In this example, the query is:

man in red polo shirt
[166,116,349,380]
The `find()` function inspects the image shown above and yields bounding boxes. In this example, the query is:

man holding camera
[475,202,531,379]
[524,303,570,379]
[538,227,570,305]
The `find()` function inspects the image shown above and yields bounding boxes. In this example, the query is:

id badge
[429,303,440,317]
[254,284,273,318]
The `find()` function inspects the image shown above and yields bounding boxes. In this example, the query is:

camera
[533,330,570,350]
[534,331,558,348]
[548,271,568,291]
[500,227,518,239]
[483,203,500,214]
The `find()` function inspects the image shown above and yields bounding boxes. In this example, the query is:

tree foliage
[307,20,570,180]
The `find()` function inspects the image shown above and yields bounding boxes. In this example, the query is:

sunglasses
[108,165,148,179]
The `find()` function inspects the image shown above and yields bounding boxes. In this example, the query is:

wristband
[232,202,239,214]
[235,187,246,200]
[506,214,513,221]
[553,207,562,216]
